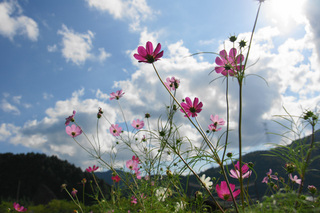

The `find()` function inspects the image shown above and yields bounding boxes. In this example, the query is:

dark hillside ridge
[0,152,110,205]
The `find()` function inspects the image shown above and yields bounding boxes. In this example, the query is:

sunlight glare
[264,0,307,33]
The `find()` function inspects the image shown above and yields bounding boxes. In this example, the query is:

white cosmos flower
[200,174,213,189]
[155,187,168,201]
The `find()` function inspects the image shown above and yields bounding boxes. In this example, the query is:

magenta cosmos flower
[65,110,76,126]
[262,169,278,183]
[230,161,252,179]
[112,175,121,183]
[86,165,99,172]
[180,97,203,117]
[134,41,164,63]
[71,188,78,197]
[66,124,82,138]
[131,196,138,204]
[13,203,27,212]
[216,181,241,201]
[109,124,122,136]
[110,90,125,100]
[214,48,244,76]
[165,76,180,91]
[131,119,144,129]
[289,174,301,185]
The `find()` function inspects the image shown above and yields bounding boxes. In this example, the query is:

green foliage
[248,192,320,213]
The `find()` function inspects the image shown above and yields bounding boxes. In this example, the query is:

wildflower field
[3,0,320,213]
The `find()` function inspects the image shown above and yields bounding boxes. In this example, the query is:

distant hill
[1,130,318,205]
[0,152,111,205]
[96,130,320,200]
[184,129,320,199]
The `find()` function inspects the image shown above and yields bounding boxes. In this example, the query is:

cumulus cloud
[0,0,39,41]
[86,0,154,31]
[2,1,319,170]
[1,99,20,115]
[57,25,111,65]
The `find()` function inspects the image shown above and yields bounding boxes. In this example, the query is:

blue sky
[1,0,319,171]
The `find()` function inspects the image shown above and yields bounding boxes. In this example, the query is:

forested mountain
[0,153,110,205]
[184,129,320,198]
[1,130,319,205]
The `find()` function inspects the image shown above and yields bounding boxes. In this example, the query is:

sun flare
[264,0,307,33]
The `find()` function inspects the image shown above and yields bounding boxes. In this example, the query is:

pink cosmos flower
[71,188,78,197]
[289,174,301,185]
[180,97,203,117]
[13,202,27,212]
[210,114,225,126]
[126,159,139,171]
[165,76,180,91]
[65,110,76,126]
[110,90,125,100]
[109,124,122,136]
[131,196,137,204]
[134,41,164,63]
[229,161,252,179]
[262,169,278,183]
[208,124,222,132]
[135,169,142,179]
[66,124,82,138]
[216,181,241,201]
[86,165,99,173]
[112,175,121,183]
[131,119,144,130]
[214,48,244,76]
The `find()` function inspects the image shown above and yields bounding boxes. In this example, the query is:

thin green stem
[152,63,239,213]
[238,81,244,209]
[117,100,130,140]
[222,75,229,162]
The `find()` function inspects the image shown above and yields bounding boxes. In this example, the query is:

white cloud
[1,99,20,115]
[86,0,154,31]
[43,92,54,100]
[98,47,111,62]
[0,0,39,41]
[12,95,21,104]
[58,25,94,65]
[47,44,57,52]
[57,25,111,65]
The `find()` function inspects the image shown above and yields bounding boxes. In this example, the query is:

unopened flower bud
[173,104,177,111]
[227,152,233,158]
[145,113,151,118]
[195,191,203,199]
[248,162,254,168]
[166,169,173,178]
[285,162,296,173]
[239,40,247,48]
[273,184,278,190]
[308,185,317,194]
[229,35,237,42]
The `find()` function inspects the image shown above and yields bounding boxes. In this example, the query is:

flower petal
[146,41,154,55]
[154,43,161,55]
[229,48,237,58]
